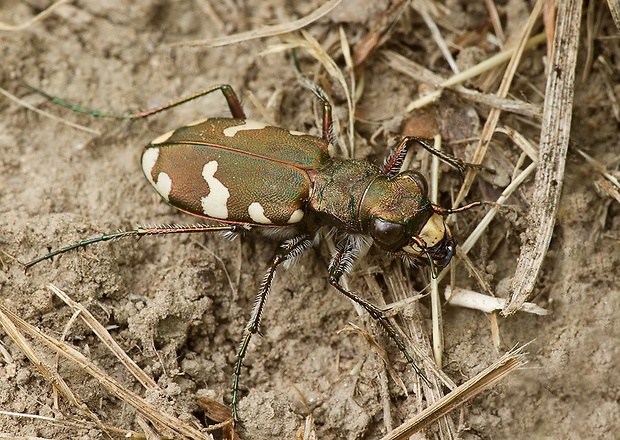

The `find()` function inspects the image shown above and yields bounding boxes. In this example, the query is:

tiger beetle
[24,74,480,421]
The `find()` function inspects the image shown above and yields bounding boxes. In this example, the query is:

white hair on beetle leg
[281,236,312,270]
[328,234,372,276]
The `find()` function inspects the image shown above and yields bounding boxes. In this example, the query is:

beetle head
[361,171,458,270]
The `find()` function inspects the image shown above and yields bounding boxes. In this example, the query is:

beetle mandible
[25,78,480,420]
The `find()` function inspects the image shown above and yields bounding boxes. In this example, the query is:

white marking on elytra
[142,147,172,200]
[223,120,269,137]
[142,147,159,178]
[248,202,273,224]
[201,161,230,218]
[288,130,306,136]
[151,129,175,145]
[154,173,172,200]
[287,209,304,224]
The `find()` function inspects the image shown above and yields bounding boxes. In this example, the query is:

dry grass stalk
[380,49,543,118]
[605,0,620,31]
[352,0,409,68]
[379,346,528,440]
[294,414,317,440]
[505,0,585,315]
[576,149,620,204]
[338,323,407,395]
[454,0,545,208]
[0,0,69,31]
[429,135,443,368]
[47,284,157,390]
[170,0,345,48]
[0,304,103,428]
[445,286,547,315]
[384,268,458,437]
[0,288,213,439]
[263,30,356,157]
[413,3,459,73]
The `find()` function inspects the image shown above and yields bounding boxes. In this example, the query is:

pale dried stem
[386,270,458,437]
[48,284,158,389]
[429,135,443,369]
[170,0,345,47]
[445,286,547,315]
[0,410,141,438]
[414,4,459,73]
[0,304,102,426]
[461,162,537,255]
[484,0,506,43]
[598,56,620,122]
[454,0,545,209]
[0,292,210,439]
[576,149,620,204]
[381,48,543,118]
[195,0,225,31]
[265,31,356,158]
[0,0,69,31]
[380,346,528,440]
[606,0,620,31]
[505,0,584,315]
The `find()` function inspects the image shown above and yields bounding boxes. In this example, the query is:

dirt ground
[1,1,618,439]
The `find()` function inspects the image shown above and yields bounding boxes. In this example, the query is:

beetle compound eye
[370,218,408,251]
[408,171,428,196]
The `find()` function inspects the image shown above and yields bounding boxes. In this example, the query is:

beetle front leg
[328,236,432,387]
[231,235,312,421]
[383,136,492,176]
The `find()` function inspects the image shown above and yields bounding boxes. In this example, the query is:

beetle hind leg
[131,84,246,120]
[231,235,312,421]
[25,83,246,121]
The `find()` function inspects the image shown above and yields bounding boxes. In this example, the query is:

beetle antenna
[432,201,482,216]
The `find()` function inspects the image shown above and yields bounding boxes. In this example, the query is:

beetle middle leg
[384,136,493,176]
[327,235,432,387]
[231,235,313,421]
